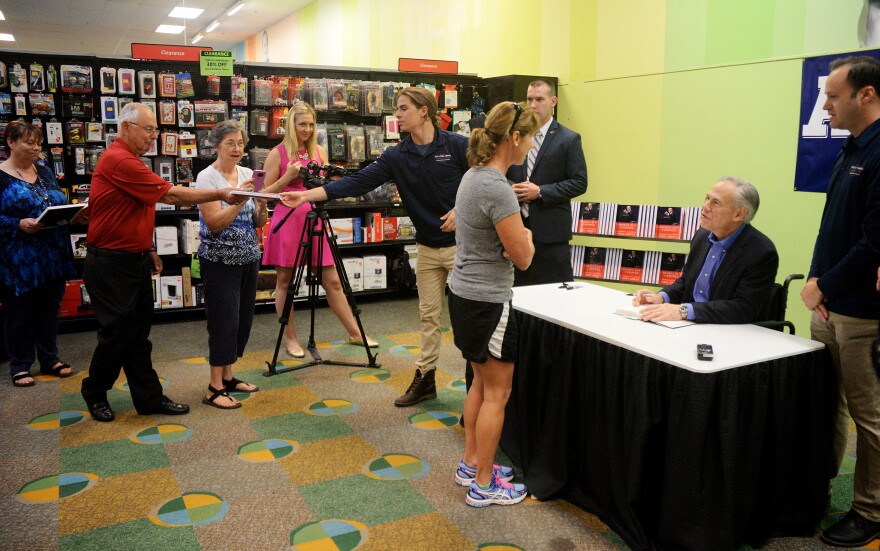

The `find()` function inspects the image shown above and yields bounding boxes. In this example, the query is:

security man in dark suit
[632,177,779,324]
[508,79,587,286]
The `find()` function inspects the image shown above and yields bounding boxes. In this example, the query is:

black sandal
[223,377,258,393]
[40,363,73,378]
[12,372,35,387]
[202,385,241,409]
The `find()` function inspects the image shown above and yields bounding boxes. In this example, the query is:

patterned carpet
[0,300,867,550]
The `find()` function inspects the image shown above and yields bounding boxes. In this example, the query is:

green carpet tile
[0,303,867,550]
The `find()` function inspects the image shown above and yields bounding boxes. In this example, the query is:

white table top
[511,282,825,374]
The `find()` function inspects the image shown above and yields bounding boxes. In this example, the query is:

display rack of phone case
[0,49,487,323]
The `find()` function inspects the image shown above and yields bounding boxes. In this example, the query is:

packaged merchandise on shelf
[154,156,174,183]
[178,132,196,158]
[230,108,247,128]
[404,244,418,271]
[289,77,305,104]
[28,63,44,91]
[181,267,194,307]
[329,218,355,244]
[452,110,472,137]
[383,115,399,139]
[196,130,213,159]
[46,65,57,93]
[176,158,193,184]
[100,96,118,123]
[0,93,10,114]
[251,78,272,106]
[60,64,93,93]
[14,93,25,115]
[62,95,92,118]
[361,81,382,115]
[364,125,382,159]
[154,226,179,255]
[117,68,135,94]
[177,100,194,127]
[138,70,156,99]
[105,132,116,149]
[99,66,116,93]
[344,125,366,162]
[160,132,178,156]
[193,100,227,127]
[249,108,269,136]
[85,122,103,142]
[159,73,176,97]
[248,147,270,170]
[46,121,64,144]
[175,72,195,98]
[327,80,346,111]
[230,75,247,106]
[361,254,387,290]
[269,106,287,139]
[362,211,383,243]
[119,98,133,115]
[315,123,328,151]
[50,148,64,178]
[177,218,200,254]
[144,137,158,156]
[307,78,328,111]
[66,120,84,144]
[206,75,220,96]
[271,76,289,106]
[255,270,276,301]
[344,80,360,112]
[84,146,103,174]
[342,257,364,292]
[70,183,89,204]
[70,233,88,259]
[28,93,55,116]
[151,274,161,309]
[61,279,93,318]
[327,124,346,161]
[160,275,184,309]
[141,100,156,116]
[159,100,176,125]
[442,83,458,109]
[11,63,28,92]
[0,61,5,88]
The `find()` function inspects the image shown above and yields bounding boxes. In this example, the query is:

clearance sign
[200,51,234,76]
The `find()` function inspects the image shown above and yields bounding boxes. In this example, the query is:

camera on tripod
[298,161,351,189]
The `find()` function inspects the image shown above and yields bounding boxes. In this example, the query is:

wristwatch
[536,188,543,200]
[679,304,688,320]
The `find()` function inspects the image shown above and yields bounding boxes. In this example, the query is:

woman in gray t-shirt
[447,102,538,507]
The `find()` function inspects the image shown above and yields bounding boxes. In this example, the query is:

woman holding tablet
[0,120,76,387]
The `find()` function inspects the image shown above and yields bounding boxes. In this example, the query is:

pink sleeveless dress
[261,145,334,267]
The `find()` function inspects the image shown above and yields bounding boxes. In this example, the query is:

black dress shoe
[821,509,880,547]
[138,396,190,416]
[87,401,115,422]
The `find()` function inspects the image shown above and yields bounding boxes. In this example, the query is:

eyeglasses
[508,103,524,135]
[220,140,246,148]
[128,121,158,135]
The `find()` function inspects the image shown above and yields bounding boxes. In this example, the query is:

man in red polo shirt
[81,103,249,422]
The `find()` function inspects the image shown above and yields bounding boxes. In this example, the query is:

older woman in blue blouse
[0,120,76,387]
[196,120,263,409]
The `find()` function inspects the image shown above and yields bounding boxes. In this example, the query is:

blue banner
[794,49,880,192]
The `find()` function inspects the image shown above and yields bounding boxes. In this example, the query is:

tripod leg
[266,211,312,376]
[318,210,379,368]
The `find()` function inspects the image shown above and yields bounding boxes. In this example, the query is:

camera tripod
[264,202,380,376]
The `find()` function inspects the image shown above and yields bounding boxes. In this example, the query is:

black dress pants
[81,247,163,412]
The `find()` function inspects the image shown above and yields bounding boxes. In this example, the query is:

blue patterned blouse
[194,165,262,265]
[0,164,76,296]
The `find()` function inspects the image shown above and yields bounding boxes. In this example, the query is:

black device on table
[697,343,713,361]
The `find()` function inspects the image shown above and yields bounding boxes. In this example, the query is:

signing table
[500,283,835,551]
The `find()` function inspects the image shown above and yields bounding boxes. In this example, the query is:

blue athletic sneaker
[455,460,518,487]
[466,473,528,507]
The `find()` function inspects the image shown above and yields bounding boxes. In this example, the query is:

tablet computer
[35,204,87,228]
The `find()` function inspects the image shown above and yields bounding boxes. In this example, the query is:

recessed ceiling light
[191,34,204,44]
[227,2,245,16]
[0,33,14,41]
[0,10,5,20]
[169,7,204,19]
[156,25,186,34]
[206,21,220,32]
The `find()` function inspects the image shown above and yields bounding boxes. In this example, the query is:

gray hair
[118,102,149,124]
[208,119,247,149]
[719,176,760,224]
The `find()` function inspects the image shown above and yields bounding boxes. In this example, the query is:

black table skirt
[500,312,836,551]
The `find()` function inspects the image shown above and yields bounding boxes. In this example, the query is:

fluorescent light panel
[226,2,245,16]
[191,34,204,44]
[155,24,186,34]
[0,33,14,41]
[0,10,5,20]
[169,7,204,19]
[205,20,220,32]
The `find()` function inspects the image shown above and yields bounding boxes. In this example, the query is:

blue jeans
[0,278,65,375]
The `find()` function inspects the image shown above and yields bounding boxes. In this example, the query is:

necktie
[522,130,543,218]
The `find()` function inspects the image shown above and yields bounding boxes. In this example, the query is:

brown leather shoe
[394,369,437,407]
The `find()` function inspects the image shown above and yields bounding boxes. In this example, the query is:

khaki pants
[811,311,880,521]
[414,244,455,374]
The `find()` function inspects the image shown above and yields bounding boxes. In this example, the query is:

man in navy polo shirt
[801,56,880,548]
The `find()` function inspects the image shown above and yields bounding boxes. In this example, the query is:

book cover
[604,248,623,280]
[618,249,645,283]
[581,247,606,279]
[578,202,601,234]
[659,252,686,286]
[614,204,639,237]
[637,205,657,238]
[655,206,683,240]
[598,202,617,235]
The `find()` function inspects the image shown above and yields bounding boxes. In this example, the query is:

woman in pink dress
[261,103,377,357]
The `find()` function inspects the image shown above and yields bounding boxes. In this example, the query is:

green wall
[246,0,869,334]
